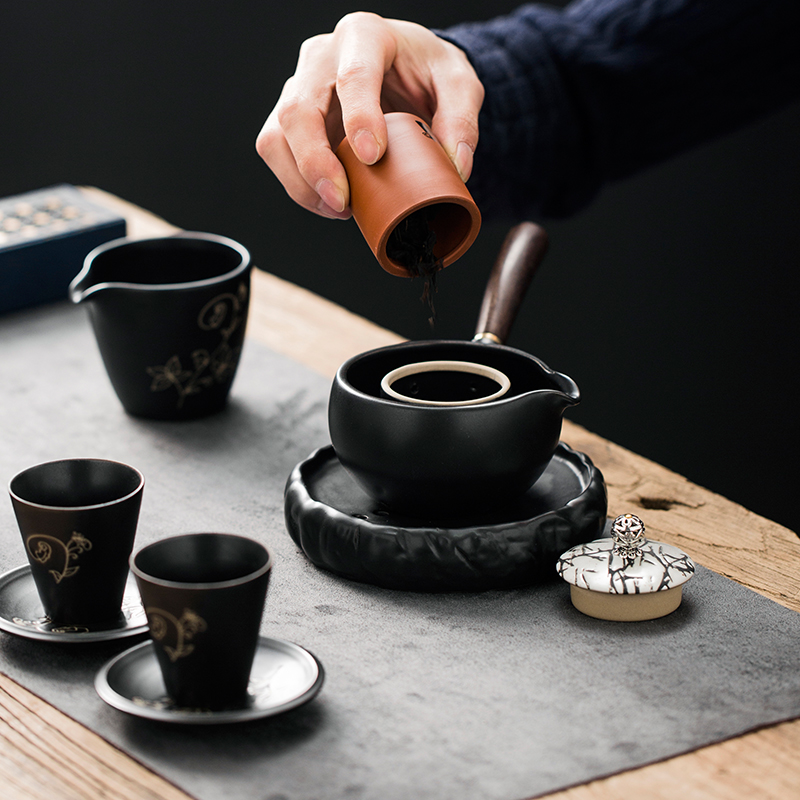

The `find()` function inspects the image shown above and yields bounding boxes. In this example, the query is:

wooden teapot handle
[473,222,549,345]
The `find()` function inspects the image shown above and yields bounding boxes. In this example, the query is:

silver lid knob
[611,513,647,563]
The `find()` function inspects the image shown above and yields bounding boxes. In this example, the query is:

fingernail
[315,203,351,220]
[316,178,346,213]
[454,141,474,182]
[352,129,380,165]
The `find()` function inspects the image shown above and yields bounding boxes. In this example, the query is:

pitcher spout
[68,267,96,304]
[521,364,580,415]
[69,236,126,304]
[551,370,581,411]
[68,267,115,305]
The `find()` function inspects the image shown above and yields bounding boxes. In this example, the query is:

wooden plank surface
[1,187,798,800]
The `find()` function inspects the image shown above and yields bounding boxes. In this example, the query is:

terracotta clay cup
[131,533,272,711]
[337,112,481,276]
[9,458,145,627]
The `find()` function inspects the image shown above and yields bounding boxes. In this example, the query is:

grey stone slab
[1,302,799,800]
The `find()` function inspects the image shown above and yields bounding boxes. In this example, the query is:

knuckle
[293,151,321,181]
[458,110,481,140]
[275,89,305,128]
[452,63,484,99]
[335,11,379,33]
[297,32,329,61]
[255,122,280,161]
[336,59,371,90]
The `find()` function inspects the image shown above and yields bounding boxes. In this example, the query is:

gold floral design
[146,282,248,408]
[146,607,208,662]
[26,531,93,583]
[11,616,91,634]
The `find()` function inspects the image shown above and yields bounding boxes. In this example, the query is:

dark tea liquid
[390,369,502,403]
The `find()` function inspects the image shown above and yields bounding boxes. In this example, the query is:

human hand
[255,12,484,219]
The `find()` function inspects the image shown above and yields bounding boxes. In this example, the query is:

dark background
[4,1,798,533]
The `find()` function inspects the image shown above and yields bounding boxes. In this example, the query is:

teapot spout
[543,369,581,414]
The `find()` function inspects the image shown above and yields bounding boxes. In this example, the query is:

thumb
[430,49,484,181]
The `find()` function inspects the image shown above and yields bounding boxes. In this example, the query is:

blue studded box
[0,184,126,314]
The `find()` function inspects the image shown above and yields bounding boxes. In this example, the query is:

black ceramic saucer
[95,636,324,724]
[284,443,607,592]
[0,565,148,642]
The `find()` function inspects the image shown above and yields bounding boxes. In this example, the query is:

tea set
[0,113,695,723]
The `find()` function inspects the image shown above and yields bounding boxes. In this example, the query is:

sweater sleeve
[437,0,800,220]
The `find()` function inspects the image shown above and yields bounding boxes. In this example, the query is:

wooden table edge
[3,186,796,800]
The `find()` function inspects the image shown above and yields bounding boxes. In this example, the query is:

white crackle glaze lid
[556,514,695,595]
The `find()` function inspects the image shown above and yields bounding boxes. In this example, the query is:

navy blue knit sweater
[438,0,800,219]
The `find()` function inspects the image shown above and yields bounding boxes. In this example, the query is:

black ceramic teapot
[328,223,580,516]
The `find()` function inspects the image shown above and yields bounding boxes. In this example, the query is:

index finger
[332,12,396,163]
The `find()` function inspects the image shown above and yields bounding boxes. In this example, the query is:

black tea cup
[131,533,272,711]
[9,458,144,626]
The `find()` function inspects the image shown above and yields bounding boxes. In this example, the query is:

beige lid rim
[380,360,511,406]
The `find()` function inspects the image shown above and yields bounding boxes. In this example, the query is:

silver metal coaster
[0,564,147,642]
[95,636,324,724]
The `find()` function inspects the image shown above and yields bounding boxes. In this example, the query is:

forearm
[439,0,800,220]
